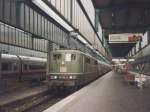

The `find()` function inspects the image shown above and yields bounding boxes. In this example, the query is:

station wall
[0,43,47,58]
[0,22,47,52]
[47,0,71,22]
[0,0,109,60]
[45,0,106,56]
[0,0,69,48]
[79,0,95,26]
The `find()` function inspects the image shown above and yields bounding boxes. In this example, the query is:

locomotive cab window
[23,64,28,70]
[85,57,90,64]
[71,54,76,61]
[53,54,61,60]
[29,64,45,70]
[12,63,18,71]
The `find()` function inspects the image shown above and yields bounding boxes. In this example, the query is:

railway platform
[44,71,150,112]
[0,85,48,108]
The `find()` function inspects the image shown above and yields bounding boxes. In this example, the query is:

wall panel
[80,0,95,26]
[0,0,3,21]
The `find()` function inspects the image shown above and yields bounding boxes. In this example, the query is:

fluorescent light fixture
[32,0,73,31]
[128,59,135,62]
[87,44,94,50]
[112,12,114,17]
[95,51,103,57]
[112,59,119,62]
[119,59,127,61]
[77,35,88,44]
[117,63,125,66]
[70,31,78,37]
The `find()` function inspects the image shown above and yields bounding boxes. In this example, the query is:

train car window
[37,64,45,69]
[1,62,12,71]
[71,54,76,61]
[29,65,37,70]
[85,57,90,64]
[13,63,18,71]
[29,64,45,70]
[53,54,61,60]
[23,64,28,70]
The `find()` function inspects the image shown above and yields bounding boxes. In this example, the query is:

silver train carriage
[47,50,111,87]
[0,53,47,81]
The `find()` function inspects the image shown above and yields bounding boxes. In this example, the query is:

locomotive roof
[51,49,85,53]
[51,50,110,65]
[51,49,95,58]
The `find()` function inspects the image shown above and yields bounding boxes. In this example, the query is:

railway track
[0,90,49,112]
[24,89,75,112]
[24,96,62,112]
[0,88,73,112]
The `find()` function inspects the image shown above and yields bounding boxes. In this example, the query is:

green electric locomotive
[47,50,111,88]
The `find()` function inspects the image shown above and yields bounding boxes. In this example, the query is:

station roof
[109,43,135,57]
[93,0,150,35]
[93,0,149,57]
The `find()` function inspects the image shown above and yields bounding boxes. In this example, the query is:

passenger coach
[0,53,46,81]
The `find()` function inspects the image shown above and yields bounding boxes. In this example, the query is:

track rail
[0,90,52,112]
[0,89,74,112]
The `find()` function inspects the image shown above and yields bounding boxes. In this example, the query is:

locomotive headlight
[69,76,73,79]
[54,76,57,79]
[51,76,57,79]
[69,76,76,79]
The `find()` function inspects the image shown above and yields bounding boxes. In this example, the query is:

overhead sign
[109,33,142,43]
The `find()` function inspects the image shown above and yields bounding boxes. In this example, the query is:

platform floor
[44,71,150,112]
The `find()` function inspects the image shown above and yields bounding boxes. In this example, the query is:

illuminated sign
[109,33,143,43]
[128,35,141,42]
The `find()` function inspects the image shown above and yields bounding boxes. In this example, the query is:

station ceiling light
[119,59,127,62]
[128,59,135,62]
[32,0,73,32]
[112,59,119,62]
[77,35,88,44]
[86,44,94,50]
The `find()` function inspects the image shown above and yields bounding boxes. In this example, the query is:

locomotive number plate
[60,66,67,72]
